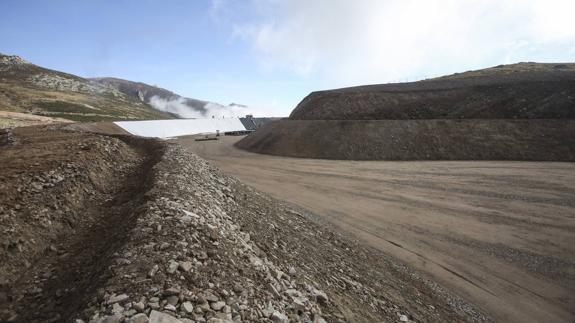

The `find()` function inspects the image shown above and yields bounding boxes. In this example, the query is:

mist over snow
[149,95,260,119]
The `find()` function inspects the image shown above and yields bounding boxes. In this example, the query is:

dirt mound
[0,126,165,322]
[236,119,575,161]
[0,126,488,322]
[290,63,575,120]
[65,122,132,136]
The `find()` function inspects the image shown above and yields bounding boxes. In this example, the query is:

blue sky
[1,0,575,116]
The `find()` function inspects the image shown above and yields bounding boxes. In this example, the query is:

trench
[3,136,165,323]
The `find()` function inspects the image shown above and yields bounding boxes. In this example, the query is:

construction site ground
[179,135,575,323]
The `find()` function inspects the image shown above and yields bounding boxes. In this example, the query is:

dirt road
[179,135,575,323]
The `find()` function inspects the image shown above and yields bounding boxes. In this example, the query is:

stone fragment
[164,304,177,311]
[210,301,226,311]
[167,260,179,274]
[311,288,328,304]
[163,287,180,296]
[148,310,183,323]
[292,297,306,311]
[181,301,194,314]
[128,313,149,323]
[201,291,219,302]
[262,303,274,318]
[399,314,409,322]
[111,303,124,314]
[148,265,159,278]
[313,316,327,323]
[133,302,146,312]
[98,315,123,323]
[271,311,288,323]
[166,295,179,306]
[124,309,137,317]
[249,256,263,267]
[107,294,130,305]
[178,261,193,272]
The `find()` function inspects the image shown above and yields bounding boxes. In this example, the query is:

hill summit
[290,62,575,120]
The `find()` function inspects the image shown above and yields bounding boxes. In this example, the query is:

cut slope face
[236,119,575,161]
[0,53,175,122]
[239,63,575,161]
[290,63,575,120]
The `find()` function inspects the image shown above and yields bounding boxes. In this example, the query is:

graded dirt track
[178,135,575,323]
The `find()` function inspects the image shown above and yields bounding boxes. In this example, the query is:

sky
[1,0,575,117]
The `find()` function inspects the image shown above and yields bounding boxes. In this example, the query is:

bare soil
[0,111,72,129]
[0,126,164,322]
[0,126,490,322]
[236,119,575,161]
[290,63,575,120]
[180,135,575,323]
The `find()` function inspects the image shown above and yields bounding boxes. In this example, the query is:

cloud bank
[227,0,575,87]
[149,95,257,119]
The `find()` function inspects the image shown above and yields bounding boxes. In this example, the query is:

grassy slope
[0,54,174,122]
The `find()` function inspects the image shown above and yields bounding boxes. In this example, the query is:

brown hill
[290,63,575,120]
[239,63,575,161]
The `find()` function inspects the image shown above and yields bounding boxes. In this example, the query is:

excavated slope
[236,119,575,161]
[238,63,575,161]
[0,126,488,322]
[290,63,575,120]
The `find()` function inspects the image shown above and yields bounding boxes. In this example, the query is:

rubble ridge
[0,127,490,322]
[83,143,489,323]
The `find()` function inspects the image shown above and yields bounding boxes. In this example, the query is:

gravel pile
[0,129,140,287]
[1,127,490,322]
[84,145,336,323]
[83,144,489,323]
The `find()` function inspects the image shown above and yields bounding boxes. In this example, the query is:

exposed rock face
[0,54,29,70]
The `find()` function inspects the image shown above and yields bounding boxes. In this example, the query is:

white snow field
[114,118,246,138]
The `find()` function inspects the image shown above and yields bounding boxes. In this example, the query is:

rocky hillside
[0,126,489,323]
[91,78,250,118]
[290,63,575,120]
[0,53,174,123]
[90,78,209,116]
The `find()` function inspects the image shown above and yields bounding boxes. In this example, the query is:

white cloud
[229,0,575,87]
[149,95,278,118]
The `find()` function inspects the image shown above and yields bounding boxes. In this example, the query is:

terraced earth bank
[0,126,488,322]
[237,63,575,161]
[236,119,575,161]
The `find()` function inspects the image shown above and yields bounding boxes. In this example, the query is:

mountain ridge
[0,53,250,124]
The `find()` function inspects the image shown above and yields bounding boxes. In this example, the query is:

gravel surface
[0,127,489,322]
